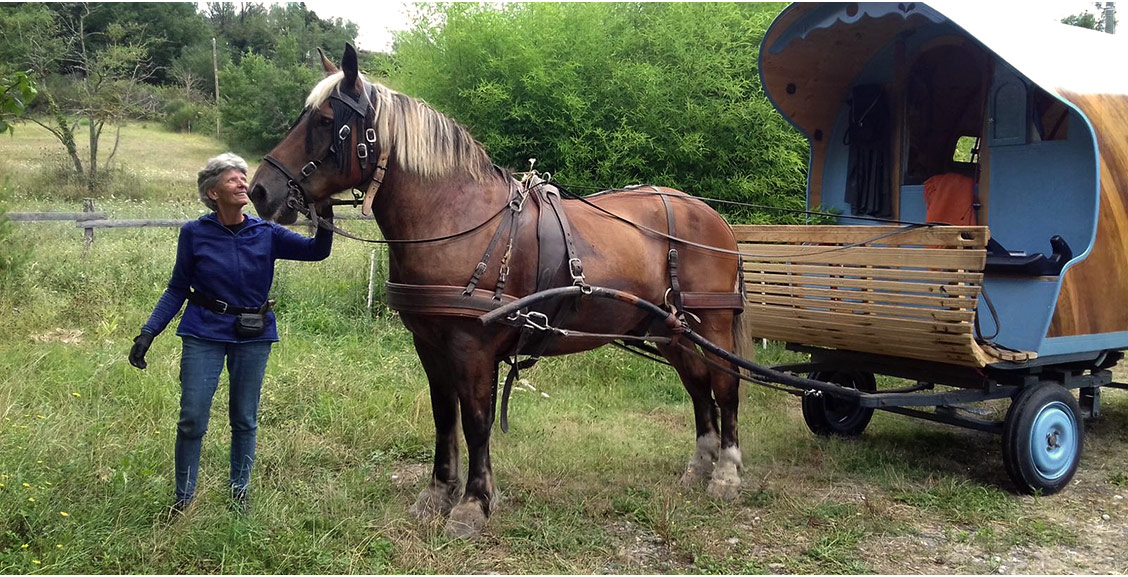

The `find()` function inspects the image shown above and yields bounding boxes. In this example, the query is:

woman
[128,152,332,513]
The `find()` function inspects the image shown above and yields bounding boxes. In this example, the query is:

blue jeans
[174,335,272,502]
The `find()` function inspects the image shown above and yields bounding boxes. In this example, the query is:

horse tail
[731,255,755,367]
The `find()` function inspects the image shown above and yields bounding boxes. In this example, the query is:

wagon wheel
[1002,382,1083,495]
[801,371,877,437]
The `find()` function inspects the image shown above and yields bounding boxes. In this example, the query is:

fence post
[82,198,95,254]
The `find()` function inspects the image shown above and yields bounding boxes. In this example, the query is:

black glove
[129,332,154,370]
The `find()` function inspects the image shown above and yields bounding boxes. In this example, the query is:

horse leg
[658,340,721,487]
[699,311,743,500]
[444,352,500,539]
[409,338,463,519]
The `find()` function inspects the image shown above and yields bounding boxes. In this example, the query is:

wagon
[734,2,1128,494]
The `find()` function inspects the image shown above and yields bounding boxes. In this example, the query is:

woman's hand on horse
[315,201,333,220]
[129,332,154,370]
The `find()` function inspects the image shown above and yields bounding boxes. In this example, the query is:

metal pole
[1105,2,1117,34]
[367,249,377,309]
[213,37,221,136]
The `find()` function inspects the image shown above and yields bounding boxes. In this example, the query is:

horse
[249,44,748,539]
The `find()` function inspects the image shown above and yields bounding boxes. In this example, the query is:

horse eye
[318,116,333,127]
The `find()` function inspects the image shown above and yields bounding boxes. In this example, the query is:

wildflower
[28,497,35,502]
[22,482,30,488]
[72,392,81,397]
[0,483,5,488]
[36,460,42,464]
[56,544,63,549]
[59,511,69,517]
[21,544,28,549]
[32,559,40,565]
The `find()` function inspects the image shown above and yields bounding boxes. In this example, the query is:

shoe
[229,487,249,513]
[165,497,192,521]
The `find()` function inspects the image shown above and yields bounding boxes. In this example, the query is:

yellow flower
[21,544,28,549]
[72,392,81,397]
[28,497,35,502]
[56,544,63,549]
[59,511,69,517]
[32,559,40,565]
[36,460,42,465]
[0,483,5,488]
[22,482,30,488]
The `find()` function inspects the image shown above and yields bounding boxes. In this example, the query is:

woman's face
[208,169,250,212]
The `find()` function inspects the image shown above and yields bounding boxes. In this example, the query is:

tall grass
[1,122,1126,573]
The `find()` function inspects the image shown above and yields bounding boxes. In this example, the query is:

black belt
[188,290,273,315]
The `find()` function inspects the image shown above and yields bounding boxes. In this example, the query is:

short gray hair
[197,153,249,211]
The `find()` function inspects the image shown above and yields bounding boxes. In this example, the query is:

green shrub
[162,98,218,134]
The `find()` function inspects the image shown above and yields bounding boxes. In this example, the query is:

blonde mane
[305,72,494,182]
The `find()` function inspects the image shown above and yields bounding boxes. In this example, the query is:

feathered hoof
[409,483,459,519]
[706,479,741,501]
[444,502,487,539]
[679,465,711,488]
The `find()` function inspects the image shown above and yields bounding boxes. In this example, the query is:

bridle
[262,79,389,222]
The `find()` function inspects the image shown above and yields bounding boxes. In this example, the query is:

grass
[3,121,1128,573]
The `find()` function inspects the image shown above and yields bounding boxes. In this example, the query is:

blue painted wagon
[734,2,1128,493]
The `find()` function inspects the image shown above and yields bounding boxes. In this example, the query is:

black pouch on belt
[234,313,266,338]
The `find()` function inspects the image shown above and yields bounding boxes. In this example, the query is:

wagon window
[952,136,978,163]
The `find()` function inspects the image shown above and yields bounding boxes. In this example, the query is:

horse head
[249,44,384,224]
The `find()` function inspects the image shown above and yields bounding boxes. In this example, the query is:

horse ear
[318,47,339,76]
[342,43,359,86]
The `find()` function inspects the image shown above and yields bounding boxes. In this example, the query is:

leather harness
[262,76,743,431]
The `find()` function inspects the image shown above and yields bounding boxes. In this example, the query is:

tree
[0,71,37,135]
[1062,3,1117,33]
[391,3,807,220]
[0,3,158,194]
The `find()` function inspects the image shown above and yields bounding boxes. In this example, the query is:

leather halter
[262,81,389,220]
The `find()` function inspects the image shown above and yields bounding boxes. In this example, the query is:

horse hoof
[679,466,710,488]
[706,479,741,501]
[409,484,458,519]
[444,502,487,539]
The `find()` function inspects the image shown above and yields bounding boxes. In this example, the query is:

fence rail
[7,199,377,252]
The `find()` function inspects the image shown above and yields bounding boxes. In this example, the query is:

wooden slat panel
[748,324,984,367]
[743,272,982,297]
[744,282,977,309]
[744,304,975,335]
[746,308,976,347]
[743,293,975,322]
[738,244,986,270]
[742,261,984,284]
[731,224,989,247]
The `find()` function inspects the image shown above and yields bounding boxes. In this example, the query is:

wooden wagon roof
[760,2,1128,138]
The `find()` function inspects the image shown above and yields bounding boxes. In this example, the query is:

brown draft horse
[249,45,747,538]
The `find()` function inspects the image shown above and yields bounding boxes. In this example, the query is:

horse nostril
[250,184,266,202]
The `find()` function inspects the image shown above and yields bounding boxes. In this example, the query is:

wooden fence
[8,199,374,251]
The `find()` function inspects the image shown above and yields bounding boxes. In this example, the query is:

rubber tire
[1002,382,1083,495]
[801,371,877,437]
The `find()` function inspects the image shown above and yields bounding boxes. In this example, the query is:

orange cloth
[923,173,978,225]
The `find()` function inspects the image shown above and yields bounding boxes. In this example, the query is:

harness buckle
[338,125,351,140]
[523,311,550,331]
[365,128,377,144]
[569,258,585,281]
[300,162,318,177]
[357,143,369,160]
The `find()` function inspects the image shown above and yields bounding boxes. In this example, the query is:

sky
[295,0,416,52]
[299,1,1113,53]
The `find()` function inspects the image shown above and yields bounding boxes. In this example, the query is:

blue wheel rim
[1029,401,1077,481]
